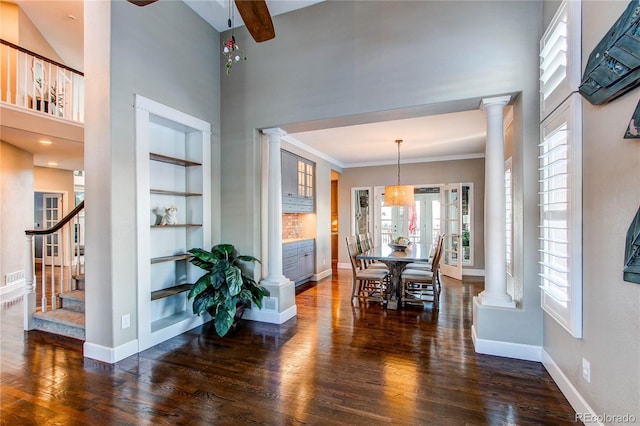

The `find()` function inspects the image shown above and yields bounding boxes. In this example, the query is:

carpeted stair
[33,280,85,340]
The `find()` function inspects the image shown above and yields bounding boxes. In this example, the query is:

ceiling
[3,0,489,171]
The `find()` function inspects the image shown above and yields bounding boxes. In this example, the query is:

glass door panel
[43,193,63,264]
[441,183,463,280]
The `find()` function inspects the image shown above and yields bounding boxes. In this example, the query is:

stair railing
[24,201,85,330]
[1,38,84,123]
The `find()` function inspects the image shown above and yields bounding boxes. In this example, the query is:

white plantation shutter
[539,93,582,338]
[540,0,581,120]
[539,0,583,338]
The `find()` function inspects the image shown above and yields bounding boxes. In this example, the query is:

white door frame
[440,183,463,280]
[41,192,64,265]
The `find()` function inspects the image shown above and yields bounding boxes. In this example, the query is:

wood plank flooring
[1,270,578,425]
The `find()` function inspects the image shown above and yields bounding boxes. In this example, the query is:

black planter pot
[35,100,49,113]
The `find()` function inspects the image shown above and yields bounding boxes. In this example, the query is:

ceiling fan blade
[127,0,158,6]
[234,0,275,43]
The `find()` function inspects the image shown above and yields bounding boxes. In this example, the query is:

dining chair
[354,234,388,271]
[346,237,388,303]
[405,234,442,271]
[400,234,444,308]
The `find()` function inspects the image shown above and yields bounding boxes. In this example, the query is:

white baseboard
[542,350,602,425]
[471,325,542,362]
[1,279,25,306]
[337,262,351,270]
[84,339,139,364]
[312,268,332,281]
[463,269,485,277]
[243,304,297,325]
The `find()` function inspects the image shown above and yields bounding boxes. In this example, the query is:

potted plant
[187,243,270,337]
[34,78,64,115]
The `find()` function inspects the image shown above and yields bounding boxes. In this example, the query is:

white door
[43,193,63,264]
[440,183,463,280]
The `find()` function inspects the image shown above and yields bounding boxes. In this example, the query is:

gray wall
[542,0,640,419]
[220,0,542,345]
[337,158,485,270]
[84,0,220,348]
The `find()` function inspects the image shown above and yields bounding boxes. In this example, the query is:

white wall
[0,142,33,289]
[83,0,221,352]
[33,166,74,213]
[542,0,640,420]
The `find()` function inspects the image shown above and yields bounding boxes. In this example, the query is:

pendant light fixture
[384,139,415,206]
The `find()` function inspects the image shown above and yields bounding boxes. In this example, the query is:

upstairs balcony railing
[1,39,84,123]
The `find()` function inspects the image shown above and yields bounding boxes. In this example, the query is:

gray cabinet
[282,239,315,285]
[281,150,314,213]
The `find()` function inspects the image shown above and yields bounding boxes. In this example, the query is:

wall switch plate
[121,313,131,329]
[582,358,591,383]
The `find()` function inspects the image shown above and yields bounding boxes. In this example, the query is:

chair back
[365,232,374,250]
[345,237,360,275]
[431,234,444,273]
[358,233,370,252]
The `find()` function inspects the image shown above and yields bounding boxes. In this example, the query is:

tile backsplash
[283,213,301,239]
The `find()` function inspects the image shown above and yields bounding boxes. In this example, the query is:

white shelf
[135,95,211,352]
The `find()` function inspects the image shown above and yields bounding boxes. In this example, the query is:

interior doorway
[331,171,340,270]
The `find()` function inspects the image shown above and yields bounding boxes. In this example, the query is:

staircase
[32,275,85,340]
[24,201,85,340]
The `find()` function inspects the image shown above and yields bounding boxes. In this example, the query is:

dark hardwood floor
[1,270,578,425]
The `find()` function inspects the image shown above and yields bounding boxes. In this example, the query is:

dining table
[357,243,431,310]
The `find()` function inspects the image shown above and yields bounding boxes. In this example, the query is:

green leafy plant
[187,244,270,337]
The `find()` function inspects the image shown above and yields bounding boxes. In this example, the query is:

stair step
[33,309,85,340]
[73,274,85,290]
[59,290,85,313]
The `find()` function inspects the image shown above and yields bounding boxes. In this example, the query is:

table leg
[381,261,407,310]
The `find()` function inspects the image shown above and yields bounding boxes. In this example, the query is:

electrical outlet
[121,313,131,329]
[582,358,591,383]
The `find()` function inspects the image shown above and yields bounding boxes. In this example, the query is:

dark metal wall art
[624,205,640,284]
[579,0,640,105]
[624,99,640,138]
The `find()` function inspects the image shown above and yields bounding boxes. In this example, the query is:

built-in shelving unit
[135,95,211,352]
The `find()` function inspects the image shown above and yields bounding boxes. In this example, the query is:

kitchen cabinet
[282,239,315,285]
[282,150,314,213]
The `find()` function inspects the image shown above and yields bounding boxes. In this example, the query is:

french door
[43,193,63,264]
[440,183,463,280]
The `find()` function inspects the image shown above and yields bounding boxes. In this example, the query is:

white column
[261,128,289,285]
[24,234,36,330]
[478,96,515,308]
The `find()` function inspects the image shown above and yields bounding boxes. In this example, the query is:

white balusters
[1,40,83,123]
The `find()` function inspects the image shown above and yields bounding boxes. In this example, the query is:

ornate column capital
[480,95,511,110]
[262,128,287,140]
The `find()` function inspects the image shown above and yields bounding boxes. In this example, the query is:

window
[505,158,513,276]
[352,187,371,237]
[539,93,582,338]
[539,0,582,338]
[461,184,473,265]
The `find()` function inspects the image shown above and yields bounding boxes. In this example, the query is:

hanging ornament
[223,2,246,75]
